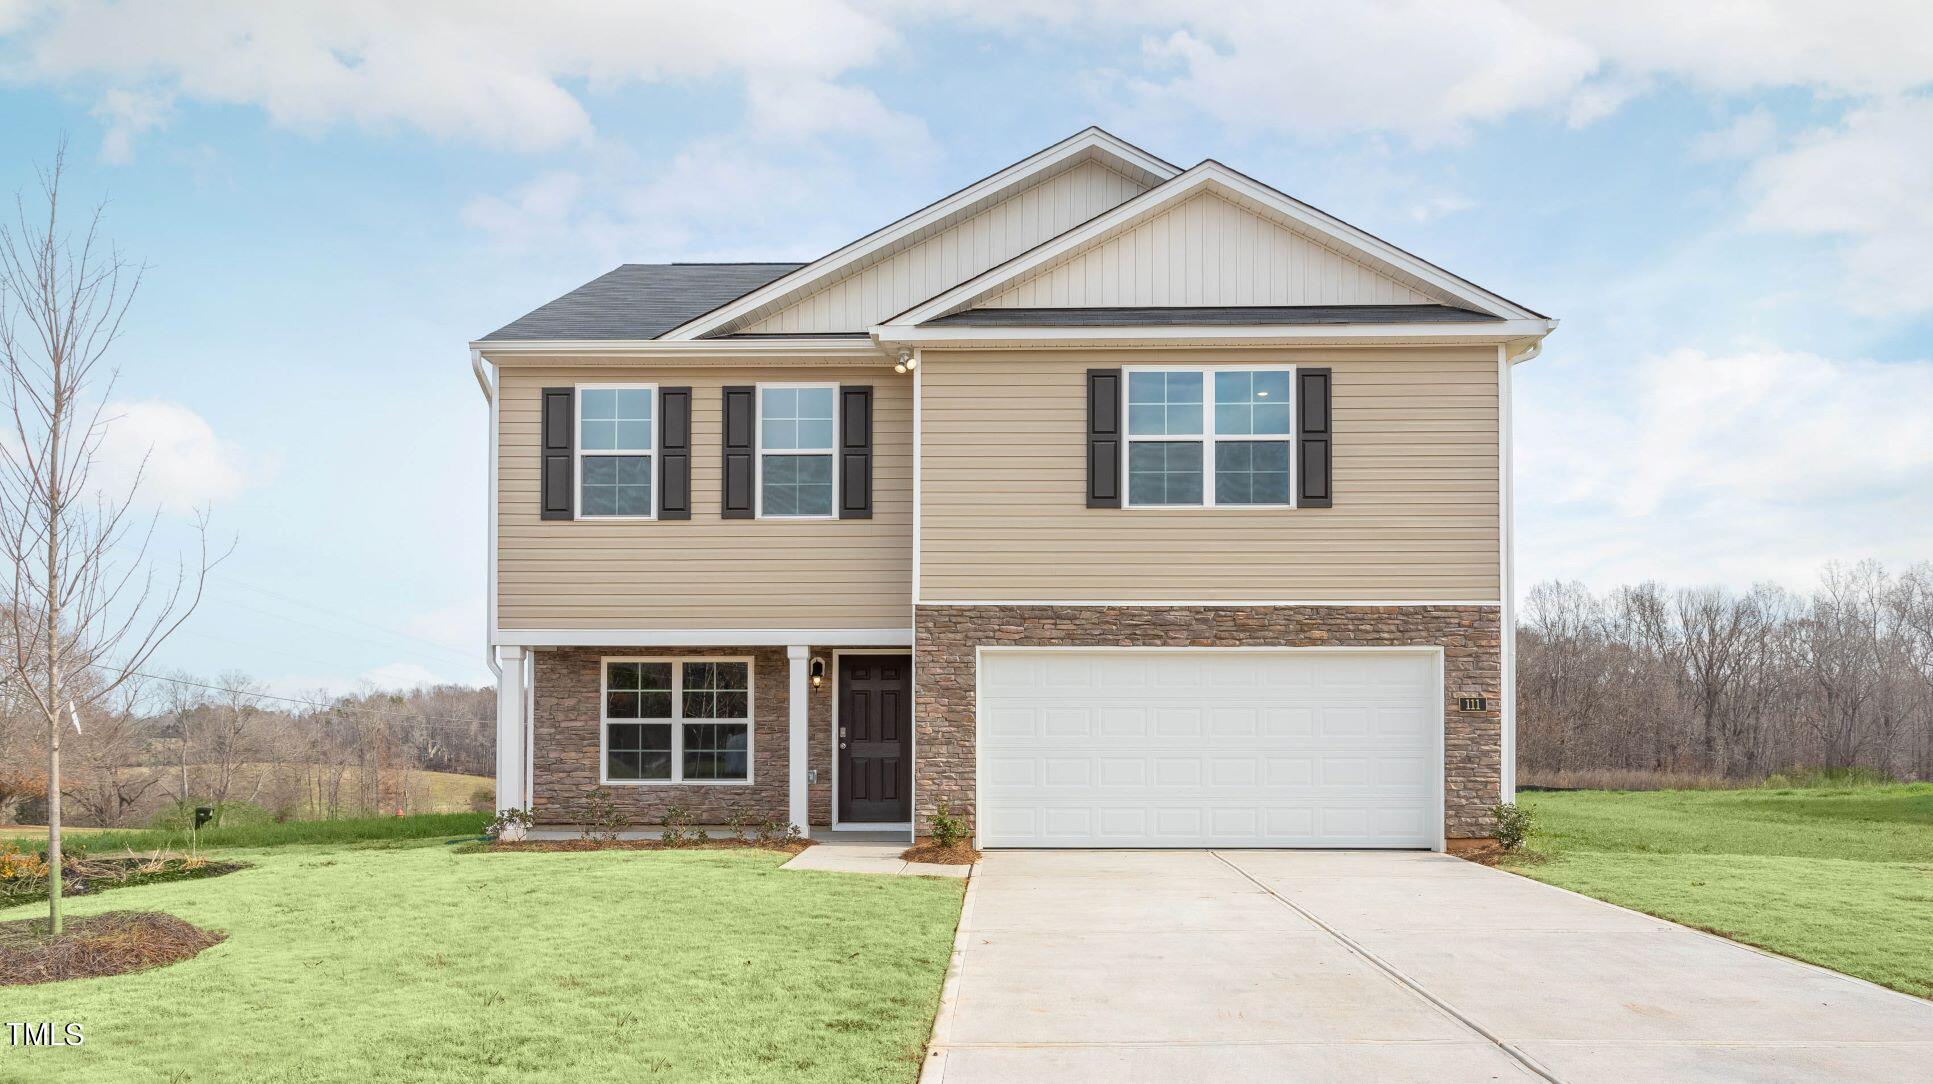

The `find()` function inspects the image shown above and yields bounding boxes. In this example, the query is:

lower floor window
[603,659,752,783]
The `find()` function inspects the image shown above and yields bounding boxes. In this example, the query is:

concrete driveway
[921,850,1933,1083]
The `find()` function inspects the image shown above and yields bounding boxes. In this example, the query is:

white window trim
[574,382,659,522]
[1120,363,1296,510]
[598,656,755,786]
[755,381,840,520]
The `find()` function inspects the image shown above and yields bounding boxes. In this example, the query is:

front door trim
[831,649,914,830]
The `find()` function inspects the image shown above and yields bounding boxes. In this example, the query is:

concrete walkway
[781,839,970,878]
[922,850,1933,1083]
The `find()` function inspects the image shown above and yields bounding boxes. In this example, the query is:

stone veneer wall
[531,646,840,827]
[912,605,1504,840]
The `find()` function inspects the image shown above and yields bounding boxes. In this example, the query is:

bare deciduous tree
[0,143,220,934]
[1518,561,1933,787]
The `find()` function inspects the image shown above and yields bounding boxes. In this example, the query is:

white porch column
[495,645,529,812]
[787,645,811,838]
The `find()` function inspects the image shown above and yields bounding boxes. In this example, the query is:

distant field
[1510,784,1933,998]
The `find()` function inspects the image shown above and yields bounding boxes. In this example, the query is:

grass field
[0,839,965,1082]
[1510,784,1933,998]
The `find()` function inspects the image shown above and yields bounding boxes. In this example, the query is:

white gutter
[871,318,1558,349]
[472,348,501,681]
[470,338,886,358]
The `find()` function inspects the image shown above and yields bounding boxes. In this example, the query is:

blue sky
[1,2,1929,693]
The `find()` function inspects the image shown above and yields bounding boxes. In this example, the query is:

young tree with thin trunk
[0,144,219,935]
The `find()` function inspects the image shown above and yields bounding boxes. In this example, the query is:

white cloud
[90,87,171,163]
[1739,95,1933,315]
[1518,349,1933,591]
[1119,5,1597,145]
[463,136,886,261]
[1,0,906,156]
[1021,1,1933,143]
[1692,107,1780,161]
[91,399,269,513]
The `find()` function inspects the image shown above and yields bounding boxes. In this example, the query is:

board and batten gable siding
[739,159,1152,335]
[917,347,1500,602]
[496,362,911,630]
[980,190,1439,309]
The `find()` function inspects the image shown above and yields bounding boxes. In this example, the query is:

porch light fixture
[894,349,916,374]
[809,656,827,688]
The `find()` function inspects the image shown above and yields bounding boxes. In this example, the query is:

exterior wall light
[894,349,916,374]
[810,656,827,688]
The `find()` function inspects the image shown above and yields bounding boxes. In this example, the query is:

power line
[84,661,495,732]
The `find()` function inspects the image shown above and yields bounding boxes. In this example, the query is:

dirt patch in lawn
[0,911,226,986]
[467,838,812,855]
[901,841,980,865]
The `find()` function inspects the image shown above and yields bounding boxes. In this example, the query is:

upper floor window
[758,384,836,518]
[1125,367,1292,508]
[578,384,654,518]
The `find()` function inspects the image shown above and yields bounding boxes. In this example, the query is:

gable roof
[659,127,1179,340]
[479,263,802,342]
[881,160,1546,328]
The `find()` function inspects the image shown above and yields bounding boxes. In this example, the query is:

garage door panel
[979,649,1440,848]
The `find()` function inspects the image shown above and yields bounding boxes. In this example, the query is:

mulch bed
[0,911,226,986]
[470,838,812,855]
[0,855,245,908]
[901,842,980,865]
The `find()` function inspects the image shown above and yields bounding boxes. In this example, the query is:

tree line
[0,671,494,828]
[1517,560,1933,785]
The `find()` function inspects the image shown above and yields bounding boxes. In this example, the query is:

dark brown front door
[838,654,911,823]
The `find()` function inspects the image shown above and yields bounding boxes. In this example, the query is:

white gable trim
[880,161,1543,328]
[660,128,1180,341]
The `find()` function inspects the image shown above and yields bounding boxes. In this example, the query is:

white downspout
[473,348,500,683]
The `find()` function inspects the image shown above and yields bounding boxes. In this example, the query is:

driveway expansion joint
[1209,850,1565,1084]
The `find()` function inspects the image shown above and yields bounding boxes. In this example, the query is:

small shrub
[930,803,969,849]
[1491,803,1534,850]
[753,818,802,846]
[580,788,630,843]
[660,805,697,848]
[485,808,535,841]
[725,812,751,843]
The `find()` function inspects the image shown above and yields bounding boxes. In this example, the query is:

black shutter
[658,386,691,520]
[1297,367,1332,508]
[540,386,574,520]
[721,386,756,519]
[1086,368,1122,508]
[838,385,873,519]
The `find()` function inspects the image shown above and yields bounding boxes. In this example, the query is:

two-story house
[470,128,1553,849]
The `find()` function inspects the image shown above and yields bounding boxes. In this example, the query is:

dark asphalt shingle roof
[920,304,1501,328]
[479,263,804,342]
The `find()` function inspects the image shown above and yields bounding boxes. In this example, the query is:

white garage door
[977,649,1441,848]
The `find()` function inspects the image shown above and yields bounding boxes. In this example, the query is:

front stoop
[781,840,971,879]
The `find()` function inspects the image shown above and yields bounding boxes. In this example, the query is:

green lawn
[0,841,965,1082]
[1509,784,1933,998]
[6,812,492,854]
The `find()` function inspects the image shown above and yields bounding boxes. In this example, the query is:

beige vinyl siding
[740,160,1150,334]
[982,190,1438,309]
[497,362,910,630]
[918,347,1500,602]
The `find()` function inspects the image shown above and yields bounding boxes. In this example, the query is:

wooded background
[1518,560,1933,787]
